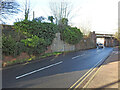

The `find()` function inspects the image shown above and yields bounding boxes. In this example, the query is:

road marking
[68,68,93,89]
[69,58,104,89]
[72,55,80,59]
[16,61,63,79]
[72,54,84,59]
[83,65,103,88]
[74,58,104,89]
[74,68,96,89]
[69,49,112,89]
[73,53,111,89]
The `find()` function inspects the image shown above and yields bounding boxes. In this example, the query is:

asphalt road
[2,47,113,88]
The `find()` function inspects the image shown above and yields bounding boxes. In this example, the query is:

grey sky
[5,0,119,34]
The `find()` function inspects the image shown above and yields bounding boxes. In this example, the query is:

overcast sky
[6,0,119,34]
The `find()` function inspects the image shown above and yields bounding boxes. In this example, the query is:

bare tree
[24,0,30,20]
[49,0,73,25]
[14,0,31,22]
[79,21,91,36]
[0,0,20,24]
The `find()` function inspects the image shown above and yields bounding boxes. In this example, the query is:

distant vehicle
[97,43,104,48]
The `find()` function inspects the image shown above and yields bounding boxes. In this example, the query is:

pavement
[86,47,119,89]
[2,47,113,88]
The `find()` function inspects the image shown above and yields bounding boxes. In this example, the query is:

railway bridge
[95,33,119,47]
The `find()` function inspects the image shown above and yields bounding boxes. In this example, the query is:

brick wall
[1,24,96,53]
[48,32,96,52]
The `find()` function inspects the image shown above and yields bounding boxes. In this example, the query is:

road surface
[2,47,113,88]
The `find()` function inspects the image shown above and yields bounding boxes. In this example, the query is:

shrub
[21,35,47,55]
[2,35,16,56]
[14,20,59,55]
[3,19,82,58]
[2,34,25,57]
[14,20,58,45]
[60,26,83,45]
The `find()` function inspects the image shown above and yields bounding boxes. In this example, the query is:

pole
[33,11,35,20]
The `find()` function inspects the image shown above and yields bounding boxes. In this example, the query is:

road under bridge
[95,33,119,47]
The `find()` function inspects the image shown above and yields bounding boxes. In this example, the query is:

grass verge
[2,52,63,67]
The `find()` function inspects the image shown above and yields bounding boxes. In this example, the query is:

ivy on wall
[60,26,83,45]
[2,19,83,57]
[13,20,58,56]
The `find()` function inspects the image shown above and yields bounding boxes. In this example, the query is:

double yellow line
[68,67,96,90]
[68,51,112,89]
[69,59,104,89]
[75,67,96,89]
[68,68,92,89]
[83,65,103,88]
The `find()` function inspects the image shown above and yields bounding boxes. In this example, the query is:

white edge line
[16,61,63,79]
